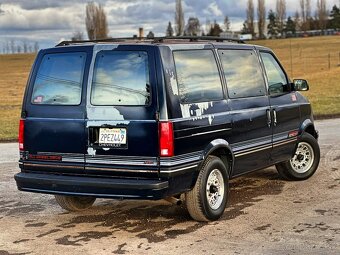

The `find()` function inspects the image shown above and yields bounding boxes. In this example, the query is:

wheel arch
[200,139,234,177]
[299,119,318,139]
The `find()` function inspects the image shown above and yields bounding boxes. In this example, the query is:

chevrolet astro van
[15,37,320,221]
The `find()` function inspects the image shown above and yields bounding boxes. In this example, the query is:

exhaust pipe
[165,196,182,206]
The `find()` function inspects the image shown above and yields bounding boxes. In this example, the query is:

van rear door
[85,45,159,178]
[23,47,91,174]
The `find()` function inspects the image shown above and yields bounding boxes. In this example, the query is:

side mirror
[293,79,309,91]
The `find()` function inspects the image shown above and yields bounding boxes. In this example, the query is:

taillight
[19,119,25,151]
[159,121,174,157]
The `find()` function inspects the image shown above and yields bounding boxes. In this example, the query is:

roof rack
[56,36,244,47]
[153,36,244,44]
[56,37,142,47]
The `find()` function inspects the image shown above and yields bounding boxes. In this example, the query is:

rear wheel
[185,156,229,222]
[55,195,96,211]
[276,133,320,180]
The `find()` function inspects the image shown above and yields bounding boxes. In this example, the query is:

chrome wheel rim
[290,142,314,174]
[206,169,224,210]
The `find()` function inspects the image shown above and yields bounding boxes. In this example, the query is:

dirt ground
[0,118,339,255]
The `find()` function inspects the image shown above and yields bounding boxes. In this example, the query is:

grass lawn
[0,35,339,141]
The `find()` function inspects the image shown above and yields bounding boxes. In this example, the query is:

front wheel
[276,133,320,180]
[185,156,229,222]
[55,195,96,211]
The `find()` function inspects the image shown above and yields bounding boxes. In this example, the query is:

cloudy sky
[0,0,339,50]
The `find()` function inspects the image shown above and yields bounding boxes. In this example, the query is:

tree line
[244,0,340,39]
[166,0,340,39]
[72,0,340,42]
[1,40,39,54]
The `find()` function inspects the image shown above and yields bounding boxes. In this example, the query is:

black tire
[55,195,96,211]
[185,155,229,222]
[276,133,320,181]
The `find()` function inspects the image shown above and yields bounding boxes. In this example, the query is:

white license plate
[98,128,127,145]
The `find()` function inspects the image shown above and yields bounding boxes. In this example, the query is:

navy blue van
[15,37,320,221]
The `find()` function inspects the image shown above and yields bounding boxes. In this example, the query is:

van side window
[31,53,86,105]
[218,50,266,98]
[173,50,223,103]
[91,51,150,106]
[260,52,288,94]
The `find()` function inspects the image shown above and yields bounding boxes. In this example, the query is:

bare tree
[205,19,212,35]
[300,0,306,24]
[185,17,200,36]
[224,16,231,32]
[10,40,15,54]
[246,0,255,36]
[300,0,312,31]
[34,42,39,53]
[294,10,301,31]
[276,0,286,37]
[17,45,21,54]
[85,2,109,40]
[71,31,84,41]
[257,0,266,39]
[22,41,28,53]
[317,0,328,31]
[305,0,311,30]
[166,21,174,36]
[175,0,184,36]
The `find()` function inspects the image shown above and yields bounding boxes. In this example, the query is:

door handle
[273,109,277,126]
[266,109,272,127]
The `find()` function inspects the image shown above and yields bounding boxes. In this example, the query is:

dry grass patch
[0,54,35,140]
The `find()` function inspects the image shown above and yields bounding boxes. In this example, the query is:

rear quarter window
[173,50,223,103]
[31,52,86,105]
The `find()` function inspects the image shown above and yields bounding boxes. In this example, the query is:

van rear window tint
[91,51,150,106]
[173,50,223,103]
[31,53,86,105]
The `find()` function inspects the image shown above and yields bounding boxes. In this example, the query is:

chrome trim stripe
[160,164,198,173]
[176,128,231,139]
[24,163,83,169]
[273,138,297,147]
[86,155,158,166]
[160,151,202,166]
[86,159,158,166]
[37,152,83,157]
[235,145,272,157]
[85,167,158,173]
[232,135,272,148]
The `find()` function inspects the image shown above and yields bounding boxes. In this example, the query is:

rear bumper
[14,172,169,199]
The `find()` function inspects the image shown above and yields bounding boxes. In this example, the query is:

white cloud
[205,2,223,17]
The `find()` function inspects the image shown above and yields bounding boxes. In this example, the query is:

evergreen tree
[166,22,174,36]
[208,21,223,36]
[267,9,278,38]
[285,16,296,35]
[330,5,340,29]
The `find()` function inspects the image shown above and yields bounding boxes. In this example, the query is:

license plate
[98,128,127,146]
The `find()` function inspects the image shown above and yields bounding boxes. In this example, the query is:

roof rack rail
[56,37,144,47]
[152,36,244,44]
[56,36,244,47]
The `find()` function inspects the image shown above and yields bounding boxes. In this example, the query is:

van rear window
[91,51,150,106]
[31,52,86,105]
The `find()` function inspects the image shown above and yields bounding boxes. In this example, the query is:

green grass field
[0,35,339,141]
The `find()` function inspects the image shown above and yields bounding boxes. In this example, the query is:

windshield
[90,51,150,106]
[31,52,86,105]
